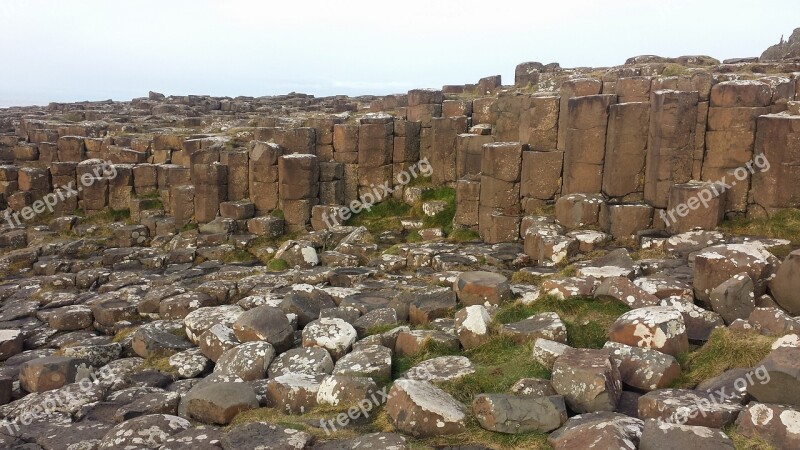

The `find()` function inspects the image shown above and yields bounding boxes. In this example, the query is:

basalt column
[562,94,617,194]
[703,80,773,213]
[478,142,525,243]
[644,90,699,209]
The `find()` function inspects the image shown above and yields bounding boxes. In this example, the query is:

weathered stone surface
[265,372,326,414]
[768,249,800,315]
[735,402,800,449]
[214,341,275,381]
[454,305,492,349]
[609,306,689,357]
[500,312,568,344]
[302,317,358,360]
[332,344,392,382]
[220,422,313,449]
[268,346,334,378]
[473,393,567,433]
[551,348,622,413]
[19,356,92,392]
[233,305,294,353]
[638,419,735,450]
[747,347,800,408]
[604,342,681,391]
[709,272,755,325]
[98,414,191,449]
[548,411,644,450]
[638,389,743,428]
[403,355,475,383]
[453,271,511,306]
[386,379,468,438]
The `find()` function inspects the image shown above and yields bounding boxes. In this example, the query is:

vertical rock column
[407,89,443,162]
[305,117,342,162]
[50,162,77,215]
[248,141,282,215]
[557,78,603,150]
[278,154,319,232]
[192,162,227,223]
[221,150,249,202]
[751,114,800,217]
[562,94,617,194]
[479,142,525,243]
[644,90,699,209]
[392,118,421,199]
[521,95,560,151]
[430,116,468,186]
[602,102,650,201]
[333,124,359,204]
[357,115,393,200]
[77,160,108,214]
[703,80,774,213]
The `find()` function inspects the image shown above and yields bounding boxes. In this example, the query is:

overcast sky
[1,0,798,107]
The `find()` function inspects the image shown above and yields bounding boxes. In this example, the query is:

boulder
[609,306,689,356]
[453,271,512,306]
[551,348,622,413]
[473,393,568,433]
[386,379,468,437]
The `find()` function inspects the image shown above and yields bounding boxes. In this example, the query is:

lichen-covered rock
[735,402,800,449]
[316,375,380,407]
[214,341,276,381]
[747,347,800,408]
[394,329,460,357]
[312,432,408,450]
[638,419,735,450]
[332,344,392,382]
[183,305,244,344]
[403,355,475,383]
[693,243,778,303]
[268,346,334,378]
[302,317,358,360]
[220,422,312,449]
[548,411,643,450]
[609,306,689,356]
[265,372,326,414]
[168,348,212,379]
[453,271,512,306]
[233,305,294,353]
[500,312,568,344]
[473,393,567,433]
[98,414,191,449]
[19,356,93,392]
[638,389,743,428]
[386,379,468,437]
[532,338,571,370]
[454,305,492,349]
[709,272,755,325]
[604,341,681,391]
[551,348,622,413]
[186,382,259,425]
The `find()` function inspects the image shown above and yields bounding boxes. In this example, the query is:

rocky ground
[0,185,799,449]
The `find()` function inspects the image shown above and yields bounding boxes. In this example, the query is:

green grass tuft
[671,327,777,388]
[494,295,630,349]
[448,228,481,243]
[267,258,289,271]
[719,208,800,255]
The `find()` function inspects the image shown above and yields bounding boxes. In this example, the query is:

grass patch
[181,222,199,232]
[383,244,402,256]
[448,228,481,243]
[662,63,690,76]
[365,324,400,336]
[494,295,630,349]
[137,356,179,376]
[229,405,373,441]
[111,327,138,343]
[271,209,285,220]
[510,271,545,286]
[136,191,162,200]
[267,258,289,271]
[437,335,550,404]
[719,208,800,254]
[393,340,464,378]
[405,230,423,243]
[630,246,667,261]
[418,188,456,234]
[223,249,257,264]
[671,328,777,388]
[82,208,131,226]
[725,427,776,450]
[345,198,411,235]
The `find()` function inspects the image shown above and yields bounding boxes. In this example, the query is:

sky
[0,0,798,107]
